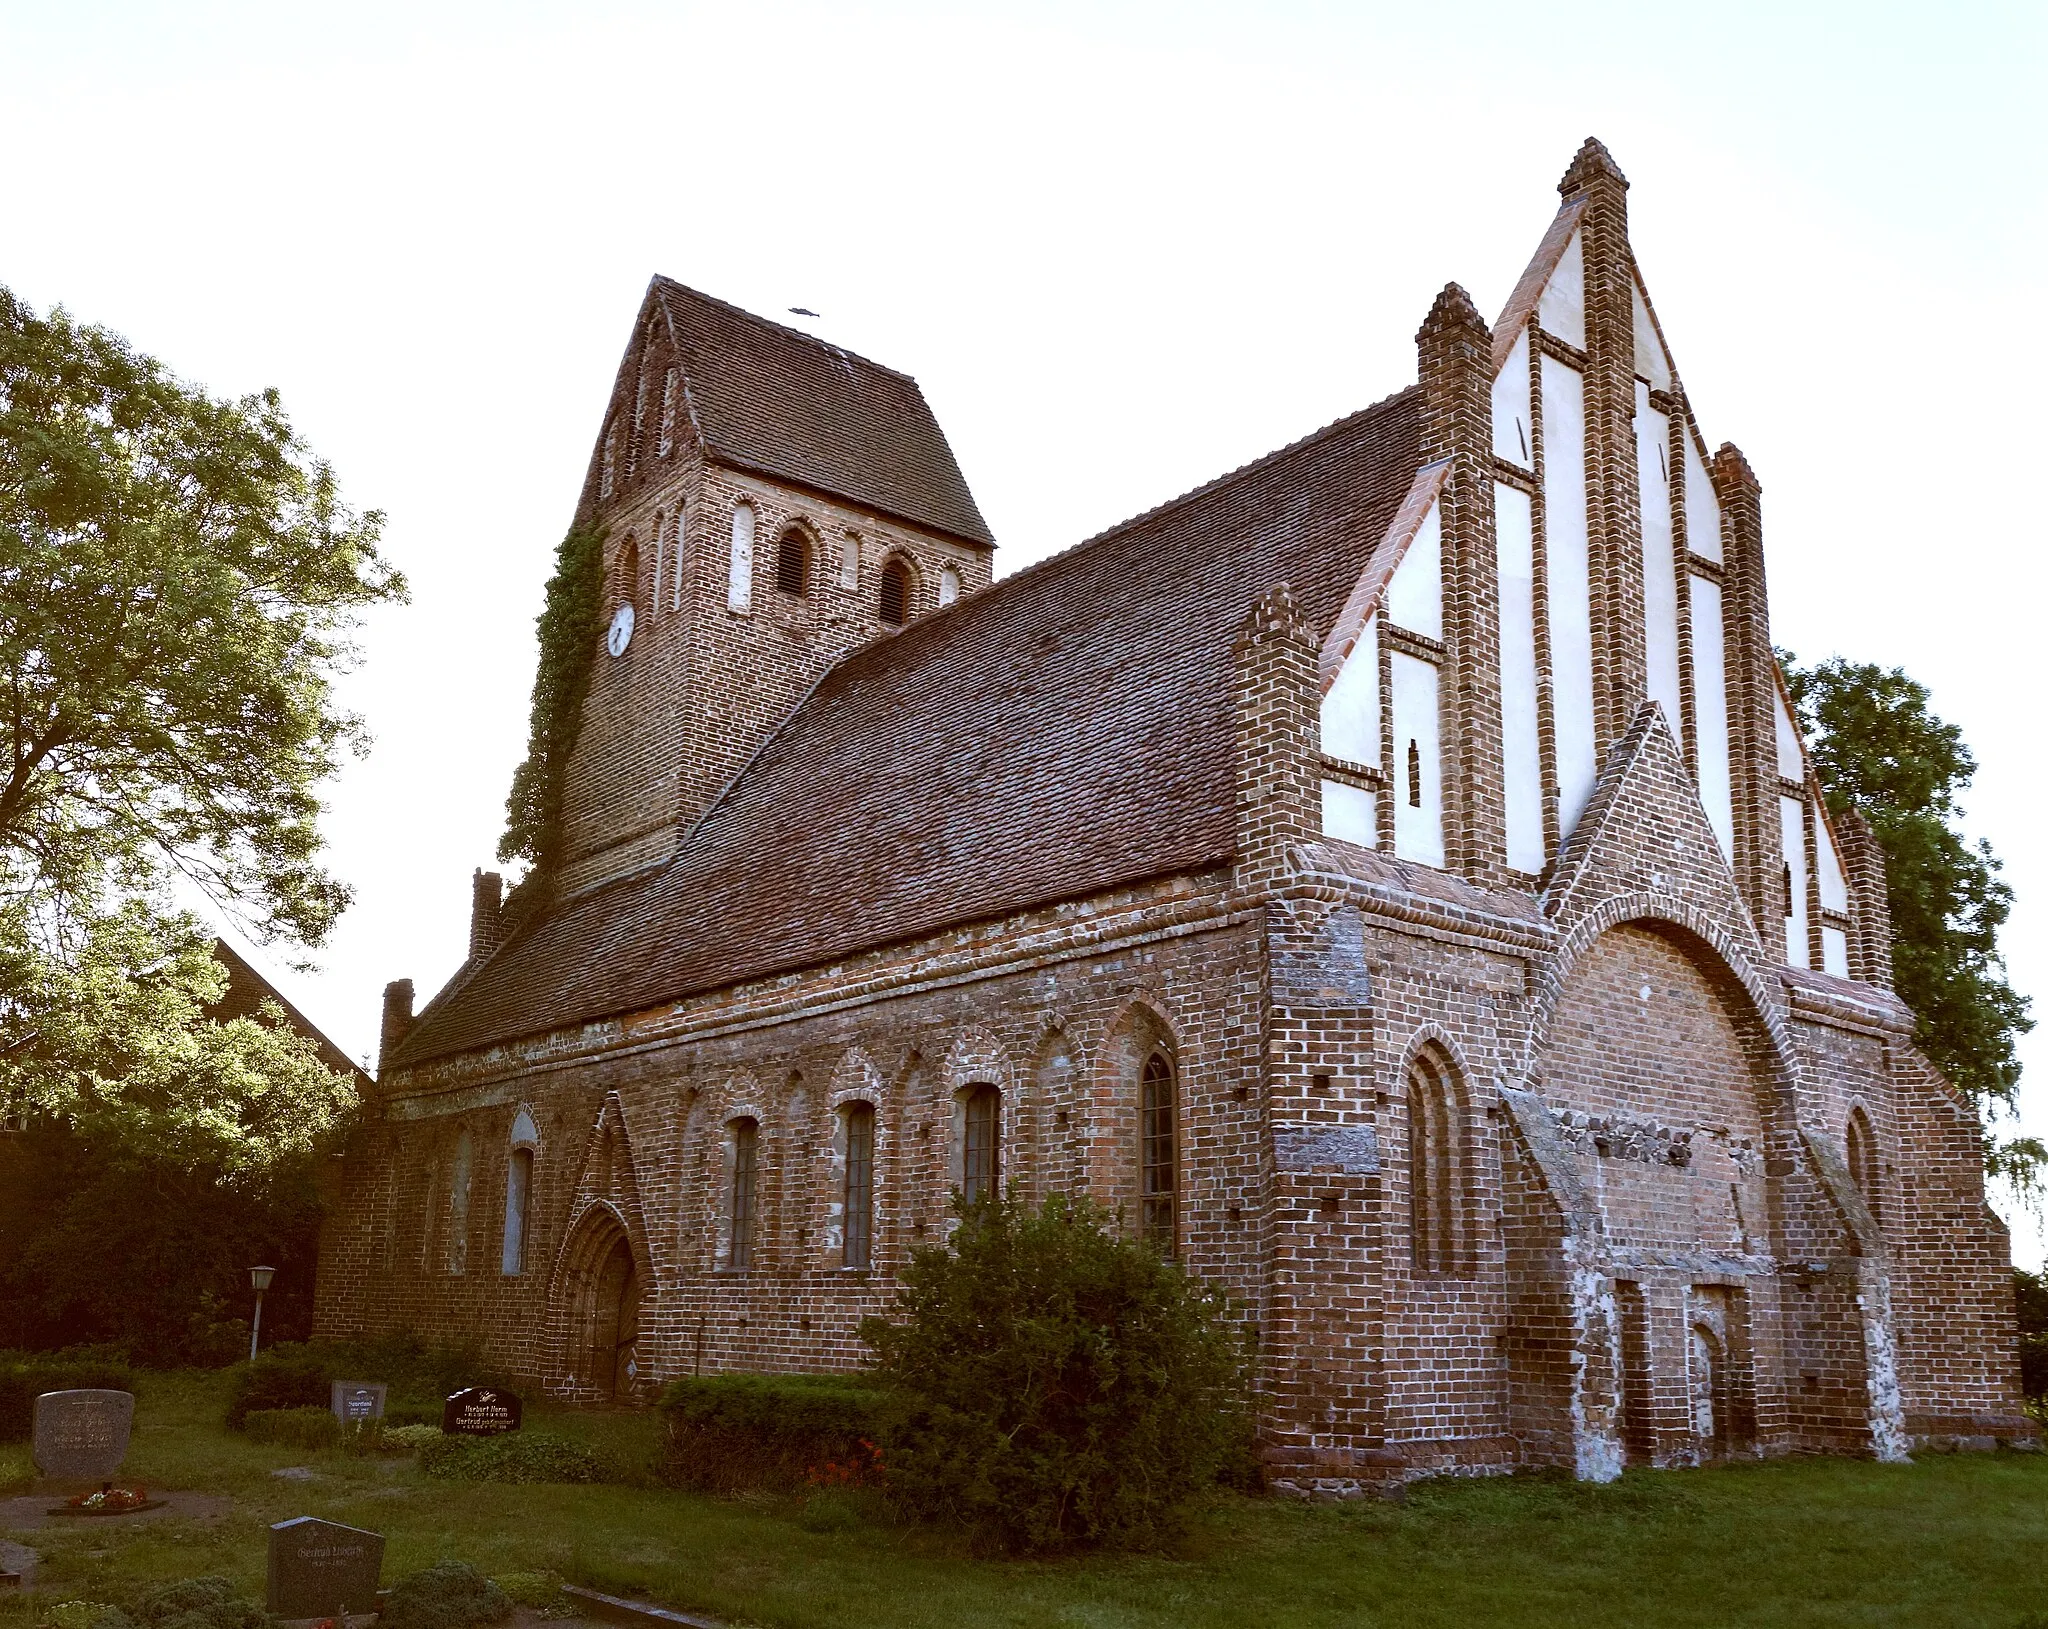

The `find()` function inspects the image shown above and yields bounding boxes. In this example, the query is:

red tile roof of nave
[653,279,995,548]
[391,385,1424,1069]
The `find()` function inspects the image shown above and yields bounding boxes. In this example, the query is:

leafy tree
[861,1193,1253,1552]
[499,523,604,873]
[0,285,398,1169]
[1782,653,2037,1181]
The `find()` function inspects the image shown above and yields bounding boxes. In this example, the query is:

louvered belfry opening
[878,559,910,625]
[777,529,809,597]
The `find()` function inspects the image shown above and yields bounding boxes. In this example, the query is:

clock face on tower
[607,603,635,657]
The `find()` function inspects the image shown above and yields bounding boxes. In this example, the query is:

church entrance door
[591,1234,641,1401]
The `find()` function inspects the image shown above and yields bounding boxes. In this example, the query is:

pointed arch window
[1846,1106,1881,1227]
[1408,1050,1465,1276]
[777,529,810,597]
[1140,1052,1177,1253]
[729,1117,759,1270]
[878,558,911,626]
[962,1085,1000,1204]
[449,1130,475,1275]
[502,1107,539,1277]
[842,1101,876,1269]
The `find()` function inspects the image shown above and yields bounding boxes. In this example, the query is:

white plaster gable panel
[1385,503,1442,640]
[1781,794,1811,967]
[727,503,755,612]
[1320,779,1377,848]
[1496,481,1544,873]
[1632,281,1673,391]
[1317,460,1447,694]
[1320,612,1379,764]
[1774,686,1805,780]
[1542,354,1598,838]
[1390,651,1444,867]
[1822,926,1850,978]
[1492,325,1533,467]
[1814,803,1850,912]
[1538,230,1586,350]
[1683,433,1723,563]
[1690,574,1735,860]
[1636,382,1683,734]
[1489,195,1586,375]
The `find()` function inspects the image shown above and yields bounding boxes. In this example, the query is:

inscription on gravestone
[268,1516,384,1619]
[329,1382,387,1427]
[32,1391,134,1482]
[441,1387,522,1436]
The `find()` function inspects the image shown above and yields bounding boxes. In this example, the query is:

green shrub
[41,1604,135,1629]
[242,1407,341,1453]
[225,1346,329,1430]
[861,1193,1254,1553]
[379,1562,511,1629]
[656,1372,887,1494]
[418,1431,612,1485]
[133,1576,267,1629]
[0,1355,136,1442]
[383,1423,442,1453]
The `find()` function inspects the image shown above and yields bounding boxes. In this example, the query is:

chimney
[379,978,415,1074]
[469,868,505,961]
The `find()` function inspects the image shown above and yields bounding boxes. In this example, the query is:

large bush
[861,1194,1253,1553]
[2019,1268,2047,1402]
[657,1372,886,1494]
[0,1353,136,1441]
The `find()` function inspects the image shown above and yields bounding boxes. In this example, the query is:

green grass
[2,1371,2045,1629]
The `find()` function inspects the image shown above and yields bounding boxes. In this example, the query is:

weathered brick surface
[319,148,2033,1492]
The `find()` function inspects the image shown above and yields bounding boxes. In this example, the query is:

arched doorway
[591,1233,641,1401]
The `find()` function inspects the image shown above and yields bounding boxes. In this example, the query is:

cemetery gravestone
[329,1382,387,1427]
[268,1516,384,1619]
[442,1386,522,1436]
[32,1390,134,1483]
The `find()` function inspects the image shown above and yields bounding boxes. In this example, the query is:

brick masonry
[318,143,2034,1491]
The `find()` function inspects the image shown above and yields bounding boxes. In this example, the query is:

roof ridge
[680,383,1425,840]
[651,275,921,388]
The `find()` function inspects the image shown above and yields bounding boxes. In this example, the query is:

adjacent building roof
[394,386,1424,1069]
[211,938,374,1088]
[652,279,995,548]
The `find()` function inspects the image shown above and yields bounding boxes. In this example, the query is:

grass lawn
[1,1371,2044,1629]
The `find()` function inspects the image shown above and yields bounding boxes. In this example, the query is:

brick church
[316,140,2034,1490]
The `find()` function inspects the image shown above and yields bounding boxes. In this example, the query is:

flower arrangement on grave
[65,1484,149,1513]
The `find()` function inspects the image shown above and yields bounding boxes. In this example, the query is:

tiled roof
[652,279,994,547]
[393,387,1423,1068]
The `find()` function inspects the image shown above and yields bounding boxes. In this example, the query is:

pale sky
[5,0,2044,1263]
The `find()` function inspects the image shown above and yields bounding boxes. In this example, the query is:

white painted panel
[1321,780,1378,849]
[1538,230,1586,351]
[1774,687,1805,781]
[1632,283,1672,390]
[839,535,859,590]
[1495,482,1544,872]
[727,503,755,613]
[1542,355,1597,837]
[1386,503,1442,640]
[1319,613,1380,766]
[1821,925,1850,979]
[1683,431,1722,563]
[1690,574,1735,860]
[1815,806,1850,912]
[1636,382,1682,737]
[1391,651,1444,868]
[1781,794,1811,967]
[1492,325,1533,467]
[938,564,962,606]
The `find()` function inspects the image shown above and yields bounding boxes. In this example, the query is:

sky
[3,0,2045,1261]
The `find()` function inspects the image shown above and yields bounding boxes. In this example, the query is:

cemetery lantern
[249,1264,276,1362]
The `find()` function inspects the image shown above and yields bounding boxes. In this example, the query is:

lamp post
[249,1265,276,1363]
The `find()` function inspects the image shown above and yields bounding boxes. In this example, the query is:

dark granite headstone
[329,1381,387,1427]
[441,1386,521,1436]
[267,1516,384,1618]
[32,1391,134,1482]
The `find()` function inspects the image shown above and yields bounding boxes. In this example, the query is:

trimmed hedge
[0,1354,136,1442]
[656,1373,887,1494]
[226,1336,512,1431]
[418,1431,613,1485]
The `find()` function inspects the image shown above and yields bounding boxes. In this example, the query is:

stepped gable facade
[317,141,2035,1489]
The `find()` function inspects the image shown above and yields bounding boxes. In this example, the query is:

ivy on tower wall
[500,523,606,873]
